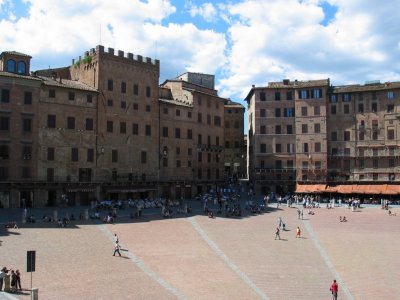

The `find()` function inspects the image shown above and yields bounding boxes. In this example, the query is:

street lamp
[157,146,168,200]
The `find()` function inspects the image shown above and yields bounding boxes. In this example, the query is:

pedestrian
[0,267,7,291]
[10,270,17,293]
[113,242,122,257]
[114,233,119,244]
[297,208,301,219]
[330,279,338,300]
[301,209,304,220]
[296,226,301,238]
[15,270,22,290]
[275,227,281,240]
[277,217,283,229]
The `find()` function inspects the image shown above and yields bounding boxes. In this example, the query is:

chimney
[283,79,290,85]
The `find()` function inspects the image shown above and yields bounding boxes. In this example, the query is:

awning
[295,184,326,193]
[66,188,96,193]
[106,188,156,193]
[296,184,400,195]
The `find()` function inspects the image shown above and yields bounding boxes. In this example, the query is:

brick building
[246,79,400,196]
[0,48,244,208]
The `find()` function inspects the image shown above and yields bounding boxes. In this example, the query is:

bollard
[31,287,39,300]
[53,210,58,222]
[84,209,89,220]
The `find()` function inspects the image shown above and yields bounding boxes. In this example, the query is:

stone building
[246,79,400,196]
[0,49,243,208]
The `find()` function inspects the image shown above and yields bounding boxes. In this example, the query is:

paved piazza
[1,203,399,299]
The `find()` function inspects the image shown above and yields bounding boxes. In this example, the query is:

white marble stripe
[99,224,187,300]
[0,291,19,300]
[188,217,269,300]
[302,219,355,300]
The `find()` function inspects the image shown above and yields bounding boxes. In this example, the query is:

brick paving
[0,204,399,299]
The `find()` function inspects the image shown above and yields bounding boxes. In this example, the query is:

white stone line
[188,217,269,300]
[99,224,187,300]
[0,291,19,300]
[302,219,354,300]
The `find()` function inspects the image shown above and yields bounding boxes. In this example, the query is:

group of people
[0,267,22,293]
[339,216,348,222]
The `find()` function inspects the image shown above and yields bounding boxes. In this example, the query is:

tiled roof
[0,51,32,58]
[0,71,41,81]
[224,99,245,108]
[268,79,329,88]
[159,97,193,107]
[332,81,400,93]
[39,76,98,92]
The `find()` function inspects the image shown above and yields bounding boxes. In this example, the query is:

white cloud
[217,0,400,100]
[187,2,217,23]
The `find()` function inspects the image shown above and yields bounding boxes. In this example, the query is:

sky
[1,0,400,108]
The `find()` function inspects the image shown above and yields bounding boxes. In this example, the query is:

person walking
[330,279,338,300]
[296,226,301,238]
[113,241,122,257]
[275,227,281,240]
[114,233,119,244]
[0,267,7,291]
[15,270,22,291]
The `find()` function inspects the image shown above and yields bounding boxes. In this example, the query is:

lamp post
[157,146,168,200]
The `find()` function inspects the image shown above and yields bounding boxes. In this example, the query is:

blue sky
[1,0,400,118]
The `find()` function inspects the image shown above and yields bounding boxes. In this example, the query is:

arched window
[17,61,26,74]
[7,59,16,72]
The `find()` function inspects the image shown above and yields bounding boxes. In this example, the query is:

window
[275,125,281,134]
[314,123,321,133]
[344,131,350,141]
[373,158,379,168]
[187,129,192,139]
[301,107,307,116]
[216,136,220,146]
[207,153,211,163]
[146,86,151,97]
[175,128,181,139]
[373,149,378,156]
[313,89,322,98]
[1,89,10,103]
[207,114,211,124]
[0,117,9,130]
[47,115,56,128]
[22,146,32,160]
[275,144,282,153]
[275,92,281,101]
[121,101,126,109]
[343,93,350,102]
[358,131,364,141]
[286,91,293,100]
[233,120,239,128]
[163,157,168,167]
[299,90,309,99]
[71,148,79,162]
[287,125,293,134]
[87,148,94,162]
[198,134,202,144]
[315,161,322,170]
[259,92,266,101]
[260,125,266,134]
[67,117,75,129]
[47,148,55,161]
[372,102,378,113]
[132,123,139,135]
[287,160,294,169]
[112,150,118,163]
[176,109,180,116]
[17,61,26,74]
[85,118,93,131]
[86,94,93,103]
[215,116,222,126]
[387,91,395,99]
[133,84,139,95]
[331,131,337,141]
[275,160,282,169]
[225,121,230,128]
[176,160,181,168]
[176,147,181,155]
[387,129,395,140]
[372,131,378,140]
[0,145,9,159]
[389,159,395,168]
[260,109,266,117]
[121,82,126,93]
[145,125,151,136]
[146,105,151,112]
[275,108,281,117]
[107,99,113,107]
[315,142,321,152]
[23,118,31,132]
[107,121,113,133]
[120,122,126,134]
[344,104,350,114]
[198,113,202,123]
[331,105,336,114]
[22,167,31,179]
[301,124,308,134]
[68,92,75,101]
[7,59,16,72]
[198,152,203,162]
[162,127,168,138]
[359,159,364,169]
[49,89,56,98]
[47,168,54,182]
[187,111,192,118]
[313,106,320,116]
[387,104,394,113]
[302,161,308,170]
[225,141,230,148]
[24,92,32,105]
[303,143,309,153]
[358,103,364,113]
[141,151,147,163]
[260,144,266,153]
[284,107,294,117]
[133,103,138,110]
[108,79,113,91]
[330,94,337,103]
